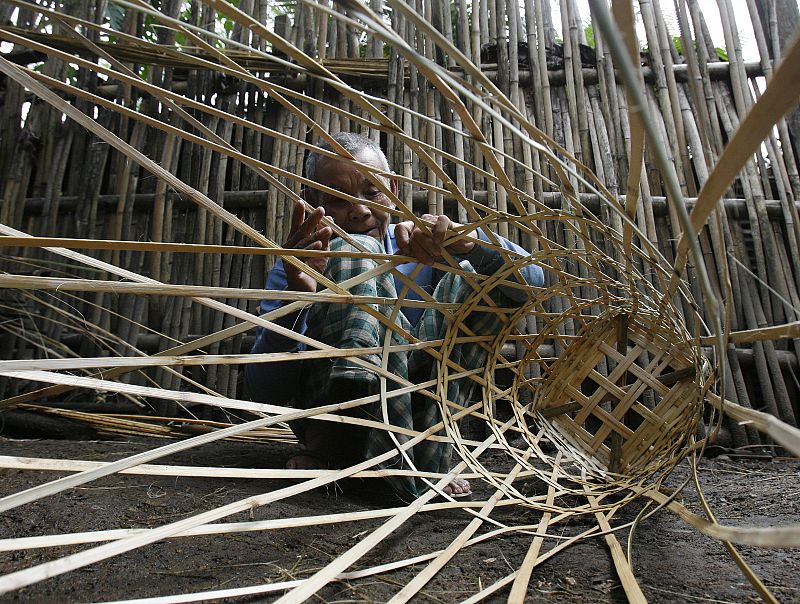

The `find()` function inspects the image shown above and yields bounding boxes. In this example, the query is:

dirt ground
[0,436,798,603]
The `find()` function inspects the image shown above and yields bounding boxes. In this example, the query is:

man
[246,132,543,500]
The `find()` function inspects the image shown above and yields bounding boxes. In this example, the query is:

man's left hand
[394,214,476,265]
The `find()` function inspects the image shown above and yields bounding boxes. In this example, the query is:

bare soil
[0,436,798,603]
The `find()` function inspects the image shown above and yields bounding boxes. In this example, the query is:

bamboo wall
[1,0,799,443]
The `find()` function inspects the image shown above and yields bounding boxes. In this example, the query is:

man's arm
[394,214,544,303]
[246,200,331,404]
[245,261,310,404]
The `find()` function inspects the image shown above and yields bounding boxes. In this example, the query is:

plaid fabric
[294,235,508,499]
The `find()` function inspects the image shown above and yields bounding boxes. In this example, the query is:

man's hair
[305,131,389,183]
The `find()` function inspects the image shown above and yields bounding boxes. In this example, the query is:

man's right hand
[283,199,332,292]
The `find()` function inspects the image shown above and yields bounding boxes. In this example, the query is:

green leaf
[66,64,78,86]
[584,23,595,49]
[105,1,125,31]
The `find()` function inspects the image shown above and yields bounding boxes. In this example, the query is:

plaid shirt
[294,235,519,498]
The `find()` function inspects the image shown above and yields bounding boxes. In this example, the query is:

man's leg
[408,262,512,495]
[287,380,376,470]
[291,235,423,496]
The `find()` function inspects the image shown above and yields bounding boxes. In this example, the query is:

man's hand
[394,213,476,265]
[283,199,332,292]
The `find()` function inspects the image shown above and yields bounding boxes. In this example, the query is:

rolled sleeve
[458,228,544,303]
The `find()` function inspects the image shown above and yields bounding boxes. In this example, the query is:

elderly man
[246,132,543,500]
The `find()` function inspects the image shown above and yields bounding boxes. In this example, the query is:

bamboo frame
[0,0,799,602]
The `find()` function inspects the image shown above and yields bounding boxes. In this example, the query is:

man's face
[307,148,395,241]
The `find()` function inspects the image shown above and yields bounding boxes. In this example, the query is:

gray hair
[305,132,390,183]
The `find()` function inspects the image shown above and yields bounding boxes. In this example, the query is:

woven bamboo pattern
[1,0,800,601]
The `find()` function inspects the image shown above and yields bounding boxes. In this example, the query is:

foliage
[103,1,159,44]
[584,23,595,49]
[672,34,728,62]
[673,35,683,56]
[66,63,78,86]
[105,1,126,31]
[174,4,192,47]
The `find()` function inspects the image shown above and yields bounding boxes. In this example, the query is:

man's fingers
[291,227,331,252]
[284,228,329,292]
[409,237,436,265]
[395,222,412,253]
[413,227,443,263]
[284,225,331,277]
[289,199,306,236]
[297,207,325,238]
[285,206,326,247]
[317,225,332,250]
[432,214,449,245]
[418,213,450,248]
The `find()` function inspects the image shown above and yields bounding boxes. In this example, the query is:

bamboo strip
[584,488,647,603]
[507,455,560,603]
[0,399,506,595]
[67,517,548,604]
[0,455,487,488]
[707,392,800,457]
[0,497,519,557]
[0,223,447,409]
[639,485,800,548]
[388,454,534,604]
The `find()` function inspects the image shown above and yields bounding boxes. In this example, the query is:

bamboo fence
[0,0,799,601]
